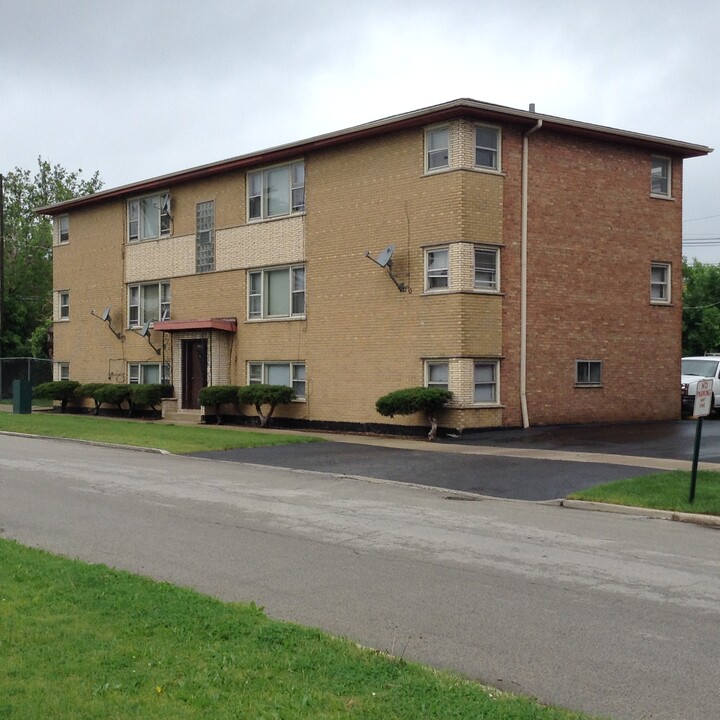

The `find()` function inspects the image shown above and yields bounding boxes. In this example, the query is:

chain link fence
[0,357,53,400]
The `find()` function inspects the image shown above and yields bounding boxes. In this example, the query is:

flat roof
[37,97,713,215]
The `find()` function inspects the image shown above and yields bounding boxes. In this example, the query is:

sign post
[689,378,712,503]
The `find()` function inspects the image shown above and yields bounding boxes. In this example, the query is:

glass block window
[196,201,215,273]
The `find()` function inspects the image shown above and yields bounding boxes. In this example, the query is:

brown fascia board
[36,98,713,215]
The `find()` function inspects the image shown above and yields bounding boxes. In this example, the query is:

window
[247,265,305,319]
[196,201,215,273]
[248,161,305,220]
[58,215,69,244]
[128,362,170,384]
[425,248,449,291]
[651,156,670,196]
[426,361,449,391]
[426,127,449,171]
[474,246,499,290]
[56,362,70,381]
[576,360,602,386]
[475,126,500,170]
[474,361,498,403]
[128,193,171,242]
[128,282,170,327]
[248,361,306,399]
[58,291,70,320]
[651,263,671,303]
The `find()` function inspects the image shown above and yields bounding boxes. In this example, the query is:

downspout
[520,118,542,428]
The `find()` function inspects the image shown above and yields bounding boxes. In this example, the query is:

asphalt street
[192,419,719,500]
[1,434,719,720]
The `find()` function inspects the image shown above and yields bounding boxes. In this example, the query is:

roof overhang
[153,318,237,333]
[36,97,713,216]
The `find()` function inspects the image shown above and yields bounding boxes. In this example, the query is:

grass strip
[568,470,720,515]
[0,539,597,719]
[0,413,320,454]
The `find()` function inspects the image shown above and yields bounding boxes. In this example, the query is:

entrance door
[182,339,207,409]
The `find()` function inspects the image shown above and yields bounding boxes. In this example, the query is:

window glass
[427,362,449,390]
[267,363,291,386]
[248,162,305,220]
[141,197,160,239]
[576,360,602,385]
[651,156,670,195]
[292,364,306,397]
[475,126,499,169]
[426,248,449,290]
[474,362,497,402]
[142,284,160,324]
[266,268,291,316]
[427,128,449,170]
[474,248,498,290]
[59,215,69,243]
[651,263,670,302]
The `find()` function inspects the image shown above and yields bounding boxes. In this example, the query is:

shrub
[199,385,240,424]
[375,386,453,441]
[93,384,132,414]
[75,383,107,415]
[33,380,81,413]
[237,384,294,428]
[129,384,172,413]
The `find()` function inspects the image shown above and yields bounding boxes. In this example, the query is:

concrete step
[162,410,202,424]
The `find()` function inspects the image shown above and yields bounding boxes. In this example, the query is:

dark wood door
[182,339,207,409]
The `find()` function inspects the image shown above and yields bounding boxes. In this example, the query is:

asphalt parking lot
[193,418,720,501]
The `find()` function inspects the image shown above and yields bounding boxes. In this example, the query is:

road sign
[693,379,713,417]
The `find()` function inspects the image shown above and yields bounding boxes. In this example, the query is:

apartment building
[40,98,711,433]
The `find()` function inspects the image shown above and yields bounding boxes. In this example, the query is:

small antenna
[131,320,161,354]
[365,244,407,292]
[91,305,123,340]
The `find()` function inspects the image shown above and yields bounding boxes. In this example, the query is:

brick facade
[44,99,710,432]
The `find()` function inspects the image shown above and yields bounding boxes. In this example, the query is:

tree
[375,387,453,441]
[682,258,720,356]
[237,384,294,427]
[1,158,103,357]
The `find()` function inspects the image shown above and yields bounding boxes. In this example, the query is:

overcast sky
[3,0,719,260]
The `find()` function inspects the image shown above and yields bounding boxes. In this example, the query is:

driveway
[192,419,717,501]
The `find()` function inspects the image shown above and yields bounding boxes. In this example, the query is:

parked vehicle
[681,356,720,414]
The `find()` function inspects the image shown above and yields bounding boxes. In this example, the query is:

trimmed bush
[33,380,81,413]
[375,386,453,441]
[75,383,107,415]
[237,384,294,428]
[199,385,240,424]
[93,384,132,414]
[129,384,172,413]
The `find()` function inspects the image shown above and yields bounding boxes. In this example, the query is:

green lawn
[0,539,597,720]
[568,470,720,516]
[0,412,320,454]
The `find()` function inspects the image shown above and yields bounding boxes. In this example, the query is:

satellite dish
[376,244,395,268]
[140,321,151,337]
[100,306,111,322]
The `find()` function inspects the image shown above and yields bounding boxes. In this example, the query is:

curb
[0,430,169,455]
[561,499,720,528]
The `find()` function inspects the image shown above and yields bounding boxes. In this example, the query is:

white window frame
[247,361,306,400]
[650,262,671,304]
[575,360,603,387]
[473,361,499,404]
[58,214,69,244]
[128,362,170,385]
[425,360,449,391]
[247,161,305,221]
[425,126,449,172]
[425,247,449,292]
[475,125,500,171]
[651,156,671,197]
[57,290,70,320]
[474,246,500,291]
[247,265,305,320]
[56,362,70,381]
[128,281,171,328]
[128,192,171,242]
